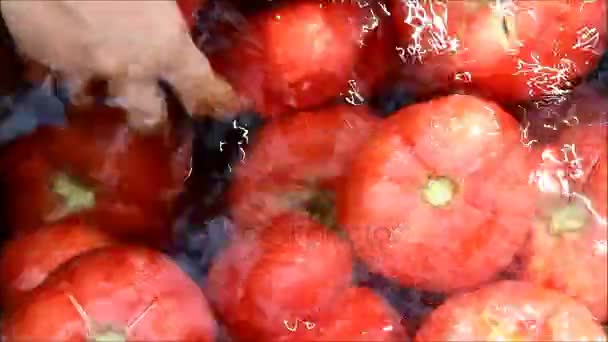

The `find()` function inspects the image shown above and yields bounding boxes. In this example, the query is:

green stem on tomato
[549,202,589,235]
[283,187,338,230]
[93,329,126,342]
[481,309,526,341]
[303,188,337,230]
[421,176,457,208]
[51,172,96,216]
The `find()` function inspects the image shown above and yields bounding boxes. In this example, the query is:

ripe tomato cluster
[0,0,607,341]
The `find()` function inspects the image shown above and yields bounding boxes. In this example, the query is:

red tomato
[205,213,354,341]
[338,94,534,292]
[307,287,408,341]
[0,222,117,311]
[228,104,379,232]
[390,0,607,104]
[1,128,59,232]
[523,123,607,322]
[1,246,216,341]
[0,104,192,247]
[517,82,608,145]
[415,280,607,341]
[341,1,400,102]
[209,2,376,117]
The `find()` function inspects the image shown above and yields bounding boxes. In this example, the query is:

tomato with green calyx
[228,104,379,232]
[415,281,607,342]
[0,222,117,311]
[205,213,354,342]
[338,94,534,292]
[1,246,216,341]
[523,123,607,322]
[0,104,191,247]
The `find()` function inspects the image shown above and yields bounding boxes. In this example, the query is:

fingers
[107,78,168,133]
[163,38,249,122]
[193,75,246,121]
[63,73,95,107]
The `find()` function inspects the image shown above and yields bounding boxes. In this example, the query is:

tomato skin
[338,94,534,292]
[228,104,379,232]
[0,104,191,246]
[338,1,400,103]
[205,213,354,341]
[517,83,608,145]
[308,287,408,341]
[1,127,60,232]
[391,0,607,104]
[415,281,607,341]
[522,123,607,322]
[1,246,216,341]
[209,2,375,117]
[0,222,117,311]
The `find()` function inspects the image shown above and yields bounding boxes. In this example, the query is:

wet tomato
[415,280,607,341]
[0,222,117,311]
[1,128,57,232]
[523,123,607,322]
[338,94,533,292]
[205,213,353,341]
[1,246,217,341]
[208,1,379,117]
[341,1,400,103]
[516,82,608,145]
[306,286,408,341]
[391,0,607,104]
[0,104,191,247]
[228,104,379,232]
